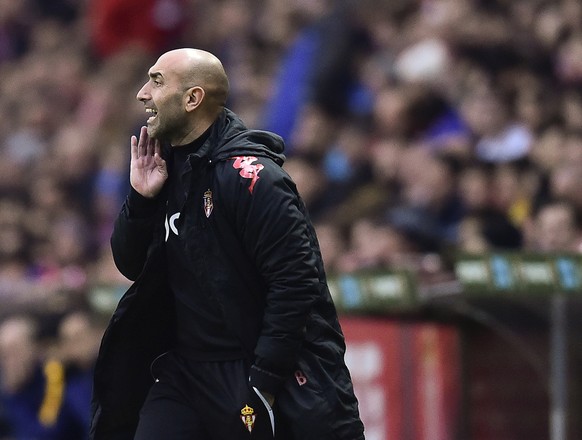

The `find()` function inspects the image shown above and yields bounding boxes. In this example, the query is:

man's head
[0,315,39,393]
[136,48,229,146]
[58,311,101,370]
[534,201,580,252]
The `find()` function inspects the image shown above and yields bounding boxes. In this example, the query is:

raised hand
[130,126,168,198]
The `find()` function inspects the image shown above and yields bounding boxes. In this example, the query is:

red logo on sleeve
[231,156,264,194]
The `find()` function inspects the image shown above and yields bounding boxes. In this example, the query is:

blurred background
[1,0,582,438]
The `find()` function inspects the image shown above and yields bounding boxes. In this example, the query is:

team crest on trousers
[203,189,213,218]
[240,404,256,432]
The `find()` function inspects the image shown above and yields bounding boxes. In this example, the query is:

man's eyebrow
[148,71,163,80]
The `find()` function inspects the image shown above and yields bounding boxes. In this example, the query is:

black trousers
[133,352,276,440]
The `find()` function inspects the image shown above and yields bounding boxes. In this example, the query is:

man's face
[0,320,37,393]
[136,55,188,143]
[536,205,576,252]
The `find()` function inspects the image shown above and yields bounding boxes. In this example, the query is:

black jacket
[89,109,364,440]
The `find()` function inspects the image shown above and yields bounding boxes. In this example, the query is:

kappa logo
[232,156,264,194]
[240,404,256,433]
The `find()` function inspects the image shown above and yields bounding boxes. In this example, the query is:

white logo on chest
[164,212,180,241]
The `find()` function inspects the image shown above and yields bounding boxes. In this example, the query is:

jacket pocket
[276,354,333,439]
[252,387,275,436]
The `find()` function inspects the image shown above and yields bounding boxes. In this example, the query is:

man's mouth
[146,108,158,124]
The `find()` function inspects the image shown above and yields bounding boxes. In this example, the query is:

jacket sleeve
[221,157,321,395]
[110,188,162,281]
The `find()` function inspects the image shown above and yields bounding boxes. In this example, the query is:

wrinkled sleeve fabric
[220,157,321,395]
[110,188,162,281]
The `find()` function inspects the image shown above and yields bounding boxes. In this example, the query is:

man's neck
[171,109,221,147]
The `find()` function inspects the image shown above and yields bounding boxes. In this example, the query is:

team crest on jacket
[240,404,256,432]
[203,189,213,218]
[231,156,264,194]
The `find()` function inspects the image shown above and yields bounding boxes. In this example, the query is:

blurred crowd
[1,0,582,438]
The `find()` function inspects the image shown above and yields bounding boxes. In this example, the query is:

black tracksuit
[89,109,365,440]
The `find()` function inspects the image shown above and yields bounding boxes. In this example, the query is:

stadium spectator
[57,310,102,438]
[527,200,582,253]
[0,315,86,440]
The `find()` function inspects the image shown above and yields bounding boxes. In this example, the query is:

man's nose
[136,83,149,102]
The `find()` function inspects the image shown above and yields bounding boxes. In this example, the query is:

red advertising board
[340,317,461,440]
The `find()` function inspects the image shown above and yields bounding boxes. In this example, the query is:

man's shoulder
[216,154,286,193]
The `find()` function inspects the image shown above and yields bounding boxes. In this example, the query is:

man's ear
[185,86,205,112]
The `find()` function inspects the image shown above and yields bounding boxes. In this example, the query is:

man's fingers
[154,153,167,174]
[130,135,138,160]
[154,139,162,157]
[146,135,155,157]
[137,126,148,157]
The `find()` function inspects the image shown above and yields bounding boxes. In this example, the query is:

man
[0,316,87,440]
[89,48,365,440]
[532,200,581,252]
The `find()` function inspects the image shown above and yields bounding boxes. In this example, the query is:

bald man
[90,49,365,440]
